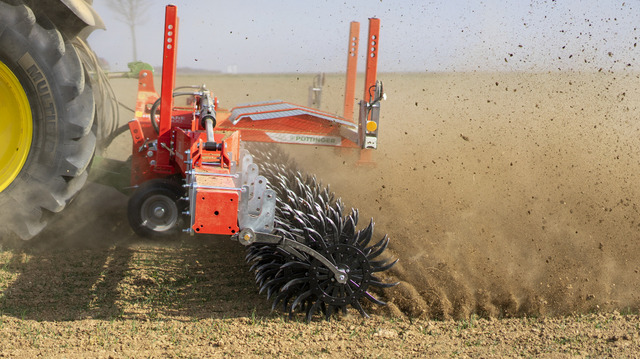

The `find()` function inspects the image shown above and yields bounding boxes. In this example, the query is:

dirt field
[2,72,640,356]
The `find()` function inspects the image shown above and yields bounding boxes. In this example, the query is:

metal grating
[230,101,356,128]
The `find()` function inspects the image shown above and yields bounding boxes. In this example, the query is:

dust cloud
[8,70,640,322]
[288,71,640,319]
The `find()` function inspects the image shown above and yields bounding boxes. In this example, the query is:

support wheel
[127,179,185,238]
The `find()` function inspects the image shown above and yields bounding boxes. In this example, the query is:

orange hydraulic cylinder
[343,21,359,123]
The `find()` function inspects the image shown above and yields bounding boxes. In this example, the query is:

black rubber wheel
[0,1,96,239]
[127,179,186,238]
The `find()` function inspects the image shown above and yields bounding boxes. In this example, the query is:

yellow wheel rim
[0,60,32,192]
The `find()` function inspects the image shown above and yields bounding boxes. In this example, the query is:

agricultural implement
[122,5,395,320]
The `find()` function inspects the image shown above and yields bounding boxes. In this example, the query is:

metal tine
[263,277,290,299]
[291,214,308,231]
[256,269,279,289]
[277,203,294,217]
[272,288,295,312]
[366,235,390,259]
[352,208,359,226]
[309,175,318,191]
[305,188,316,207]
[316,187,327,206]
[268,286,287,306]
[356,220,375,248]
[325,216,340,245]
[334,199,344,215]
[352,300,370,319]
[293,208,308,221]
[294,176,306,196]
[335,213,345,238]
[311,198,324,213]
[370,279,400,288]
[302,226,318,244]
[298,213,313,230]
[282,205,297,222]
[368,233,389,250]
[327,202,341,221]
[281,291,297,313]
[256,268,280,286]
[245,250,258,262]
[363,291,387,306]
[280,260,310,271]
[250,259,271,273]
[371,258,399,272]
[325,304,335,321]
[306,299,322,322]
[315,191,327,209]
[246,251,272,264]
[326,186,335,204]
[255,260,279,274]
[314,205,328,236]
[343,216,357,245]
[285,187,298,202]
[313,204,327,234]
[291,289,313,312]
[266,285,278,300]
[304,227,328,249]
[260,275,286,296]
[294,201,311,215]
[320,302,327,318]
[288,228,304,240]
[274,223,292,235]
[281,277,308,292]
[306,212,322,229]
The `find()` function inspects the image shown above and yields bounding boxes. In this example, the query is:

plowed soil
[2,72,640,357]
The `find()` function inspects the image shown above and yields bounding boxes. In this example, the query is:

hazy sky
[88,0,640,73]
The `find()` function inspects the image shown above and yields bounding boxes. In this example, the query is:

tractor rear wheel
[0,1,96,239]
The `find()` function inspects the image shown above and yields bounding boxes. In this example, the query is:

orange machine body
[127,5,382,236]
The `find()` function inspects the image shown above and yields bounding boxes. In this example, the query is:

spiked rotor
[245,144,398,321]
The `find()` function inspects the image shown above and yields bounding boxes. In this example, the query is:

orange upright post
[363,18,380,104]
[156,5,179,172]
[343,21,360,122]
[356,18,380,166]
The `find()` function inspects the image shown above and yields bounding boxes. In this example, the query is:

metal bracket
[183,149,195,235]
[238,175,276,233]
[232,229,346,284]
[239,149,258,186]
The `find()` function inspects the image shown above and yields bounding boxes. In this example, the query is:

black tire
[0,1,96,239]
[127,179,186,238]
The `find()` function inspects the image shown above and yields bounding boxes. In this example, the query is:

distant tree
[106,0,151,62]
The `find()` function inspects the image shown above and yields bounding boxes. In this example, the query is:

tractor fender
[31,0,105,39]
[59,0,104,29]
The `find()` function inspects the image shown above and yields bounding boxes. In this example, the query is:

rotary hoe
[121,5,396,321]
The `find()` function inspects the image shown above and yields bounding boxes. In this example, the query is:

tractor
[0,0,114,238]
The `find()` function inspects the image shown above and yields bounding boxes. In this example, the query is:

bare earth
[2,72,640,357]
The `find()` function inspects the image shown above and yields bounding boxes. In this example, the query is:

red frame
[127,5,381,235]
